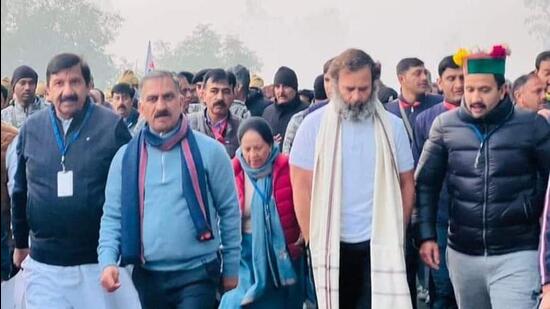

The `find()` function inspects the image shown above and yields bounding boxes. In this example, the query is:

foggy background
[2,0,548,90]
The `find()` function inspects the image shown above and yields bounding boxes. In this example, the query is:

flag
[144,41,155,75]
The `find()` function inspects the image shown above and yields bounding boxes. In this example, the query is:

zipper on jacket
[482,124,489,256]
[161,152,166,184]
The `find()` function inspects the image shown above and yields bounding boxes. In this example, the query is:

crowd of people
[0,46,549,309]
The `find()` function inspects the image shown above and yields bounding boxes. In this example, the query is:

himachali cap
[453,44,510,76]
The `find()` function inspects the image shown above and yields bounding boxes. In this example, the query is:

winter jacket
[416,96,550,256]
[385,93,443,141]
[262,96,308,149]
[245,89,272,117]
[11,101,131,266]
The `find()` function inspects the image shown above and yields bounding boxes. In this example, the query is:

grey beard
[331,89,377,122]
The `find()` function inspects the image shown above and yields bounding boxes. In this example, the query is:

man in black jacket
[416,46,550,309]
[262,66,308,148]
[11,53,136,308]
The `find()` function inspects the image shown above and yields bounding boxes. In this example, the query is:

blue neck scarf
[236,145,280,180]
[235,145,297,303]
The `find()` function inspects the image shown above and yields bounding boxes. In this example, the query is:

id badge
[57,170,73,197]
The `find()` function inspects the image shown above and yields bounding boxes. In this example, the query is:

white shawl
[309,97,412,309]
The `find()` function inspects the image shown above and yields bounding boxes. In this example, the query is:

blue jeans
[429,224,457,309]
[132,258,221,309]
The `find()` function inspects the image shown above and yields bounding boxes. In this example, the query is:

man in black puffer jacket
[415,47,550,309]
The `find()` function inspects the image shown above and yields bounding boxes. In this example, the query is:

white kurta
[19,257,141,309]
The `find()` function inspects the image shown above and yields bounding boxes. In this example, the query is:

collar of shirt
[206,112,228,131]
[443,101,460,111]
[57,117,73,136]
[398,95,421,109]
[205,111,229,143]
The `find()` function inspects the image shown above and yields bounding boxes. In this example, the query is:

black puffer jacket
[246,89,272,117]
[416,96,550,256]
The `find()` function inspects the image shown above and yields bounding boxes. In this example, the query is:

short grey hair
[139,70,179,92]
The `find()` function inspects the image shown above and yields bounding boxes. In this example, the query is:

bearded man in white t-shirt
[289,48,415,309]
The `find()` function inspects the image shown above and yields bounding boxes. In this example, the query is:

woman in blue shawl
[219,117,306,308]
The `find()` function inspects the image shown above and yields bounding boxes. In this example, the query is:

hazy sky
[100,0,542,90]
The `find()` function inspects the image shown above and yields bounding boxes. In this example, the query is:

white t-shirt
[289,105,414,243]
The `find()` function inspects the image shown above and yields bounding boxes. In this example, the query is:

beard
[331,86,378,122]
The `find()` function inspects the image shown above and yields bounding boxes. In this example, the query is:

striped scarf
[120,116,212,265]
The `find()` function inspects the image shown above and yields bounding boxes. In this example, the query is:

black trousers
[132,259,220,309]
[339,240,371,309]
[405,225,419,309]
